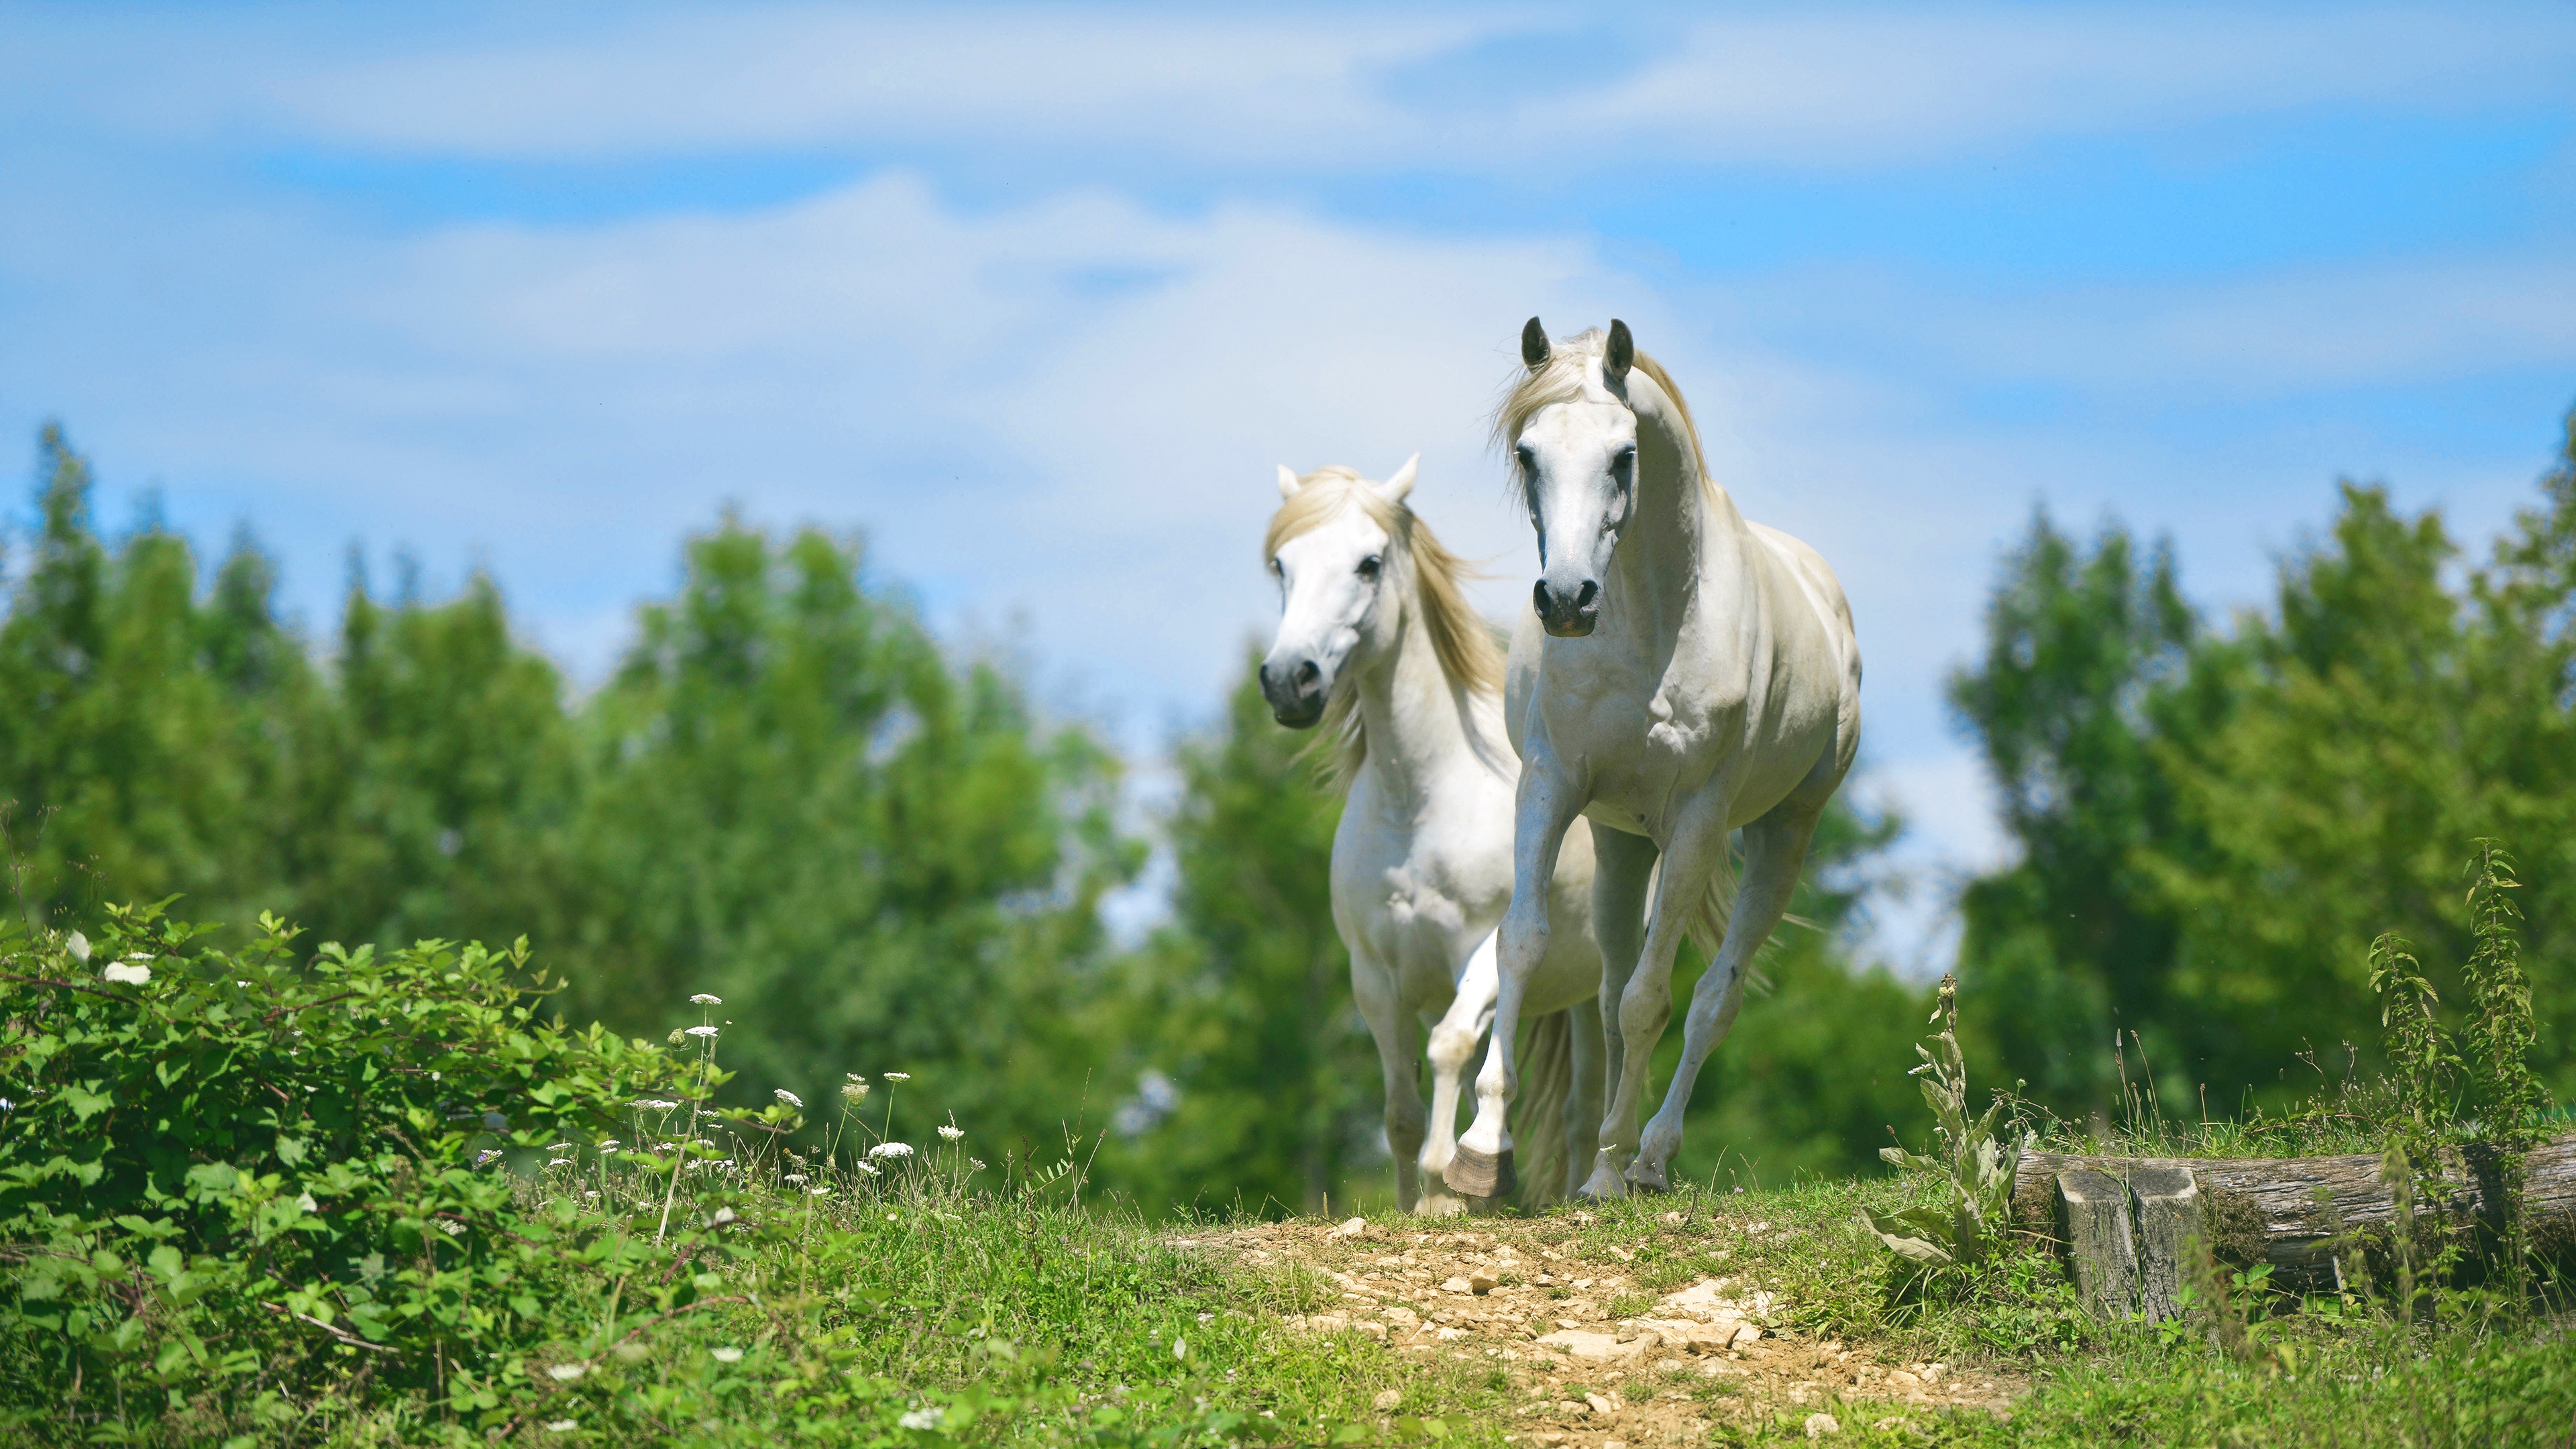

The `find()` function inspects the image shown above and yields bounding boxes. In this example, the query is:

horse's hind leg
[1352,949,1430,1214]
[1633,801,1825,1187]
[1576,826,1656,1199]
[1417,934,1497,1217]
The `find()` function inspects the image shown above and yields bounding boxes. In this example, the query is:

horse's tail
[1510,1008,1574,1207]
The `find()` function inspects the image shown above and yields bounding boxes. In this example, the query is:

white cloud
[16,5,2570,170]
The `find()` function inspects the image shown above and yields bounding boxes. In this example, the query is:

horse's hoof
[1574,1166,1627,1202]
[1445,1146,1517,1200]
[1623,1165,1672,1195]
[1462,1193,1507,1218]
[1415,1192,1468,1219]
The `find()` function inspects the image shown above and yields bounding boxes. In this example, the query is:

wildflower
[296,1192,318,1213]
[548,1158,575,1167]
[1173,1336,1187,1362]
[899,1407,945,1430]
[841,1082,871,1104]
[845,1072,867,1083]
[598,1139,621,1150]
[868,1142,914,1160]
[631,1099,680,1111]
[810,1186,830,1196]
[938,1125,963,1142]
[690,993,722,1005]
[668,1028,686,1044]
[545,1421,578,1434]
[853,1160,880,1177]
[784,1173,808,1185]
[968,1158,986,1171]
[66,930,90,962]
[102,961,152,985]
[883,1071,910,1081]
[686,1026,720,1038]
[437,1220,467,1236]
[711,1346,743,1363]
[710,1208,737,1226]
[474,1150,501,1167]
[548,1362,589,1382]
[775,1088,804,1110]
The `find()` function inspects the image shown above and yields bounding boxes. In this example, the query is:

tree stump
[2012,1134,2576,1313]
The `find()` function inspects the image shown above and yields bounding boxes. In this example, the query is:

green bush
[0,904,708,1436]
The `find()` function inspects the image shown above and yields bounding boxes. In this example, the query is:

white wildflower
[810,1186,830,1196]
[545,1421,578,1434]
[296,1192,318,1213]
[686,1026,719,1038]
[598,1139,620,1150]
[631,1099,679,1111]
[709,1208,737,1226]
[547,1142,573,1151]
[853,1160,880,1177]
[882,1071,910,1081]
[775,1089,804,1109]
[711,1346,743,1363]
[436,1220,466,1236]
[845,1073,867,1083]
[689,993,722,1005]
[548,1159,574,1167]
[66,930,90,962]
[868,1142,914,1160]
[968,1157,985,1171]
[784,1173,808,1185]
[898,1407,945,1430]
[102,961,152,985]
[937,1125,963,1142]
[841,1082,870,1104]
[547,1362,588,1382]
[474,1150,501,1167]
[1173,1335,1187,1361]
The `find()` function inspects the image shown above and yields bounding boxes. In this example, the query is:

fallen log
[2006,1132,2576,1308]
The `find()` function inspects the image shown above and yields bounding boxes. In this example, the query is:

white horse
[1258,458,1607,1214]
[1446,320,1862,1201]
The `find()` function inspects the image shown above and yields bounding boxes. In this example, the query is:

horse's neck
[1607,387,1748,635]
[1352,576,1493,806]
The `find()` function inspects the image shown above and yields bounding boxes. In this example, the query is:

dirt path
[1183,1211,2022,1443]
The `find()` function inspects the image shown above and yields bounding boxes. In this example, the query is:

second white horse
[1259,458,1606,1213]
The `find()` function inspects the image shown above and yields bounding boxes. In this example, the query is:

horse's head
[1505,316,1641,638]
[1258,456,1419,729]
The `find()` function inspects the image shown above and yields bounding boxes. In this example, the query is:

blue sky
[3,2,2572,965]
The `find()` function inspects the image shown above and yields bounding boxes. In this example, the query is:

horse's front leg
[1351,947,1429,1213]
[1447,763,1584,1201]
[1415,932,1497,1217]
[1634,802,1825,1187]
[1576,826,1656,1199]
[1599,793,1737,1195]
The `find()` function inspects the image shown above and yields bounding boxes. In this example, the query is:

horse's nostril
[1574,580,1598,609]
[1533,580,1553,614]
[1294,659,1320,688]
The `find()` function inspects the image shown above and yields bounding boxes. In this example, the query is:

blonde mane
[1263,466,1506,790]
[1491,327,1717,502]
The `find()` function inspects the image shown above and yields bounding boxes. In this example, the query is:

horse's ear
[1379,453,1419,504]
[1605,319,1634,382]
[1277,464,1302,500]
[1521,317,1550,369]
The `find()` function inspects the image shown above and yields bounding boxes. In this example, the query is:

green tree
[1945,511,2198,1116]
[554,517,1138,1158]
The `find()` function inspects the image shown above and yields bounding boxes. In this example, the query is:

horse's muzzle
[1259,658,1328,728]
[1534,578,1599,637]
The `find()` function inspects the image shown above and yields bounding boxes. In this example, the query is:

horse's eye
[1358,555,1382,579]
[1516,443,1536,472]
[1612,447,1635,476]
[1270,557,1283,576]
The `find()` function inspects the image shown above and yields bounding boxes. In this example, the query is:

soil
[1180,1212,2025,1444]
